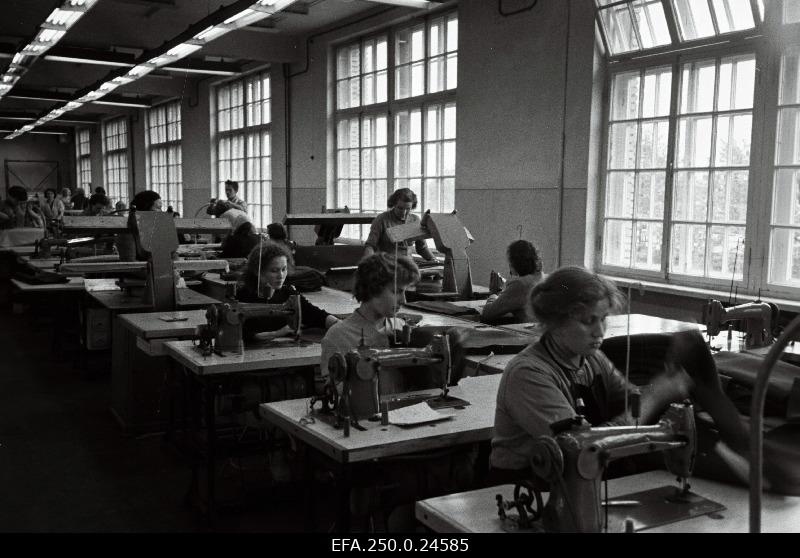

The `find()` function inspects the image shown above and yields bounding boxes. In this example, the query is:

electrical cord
[498,0,538,17]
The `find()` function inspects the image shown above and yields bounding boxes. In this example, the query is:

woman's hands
[253,325,294,342]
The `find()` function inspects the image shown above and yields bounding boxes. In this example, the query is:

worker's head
[60,187,72,199]
[75,187,85,196]
[234,221,256,237]
[44,188,56,201]
[244,241,290,294]
[207,199,232,217]
[115,200,127,211]
[507,240,542,277]
[131,190,162,211]
[224,180,239,201]
[267,222,287,241]
[530,266,623,358]
[7,186,28,205]
[354,253,420,316]
[387,188,418,220]
[87,193,109,215]
[94,186,106,196]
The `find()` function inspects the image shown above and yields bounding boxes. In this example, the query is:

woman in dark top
[236,242,339,341]
[221,221,260,259]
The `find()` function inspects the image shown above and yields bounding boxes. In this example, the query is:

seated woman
[481,239,543,324]
[82,193,110,216]
[490,266,693,480]
[41,188,65,224]
[236,242,339,342]
[220,221,260,259]
[0,186,45,229]
[364,188,436,261]
[319,252,420,393]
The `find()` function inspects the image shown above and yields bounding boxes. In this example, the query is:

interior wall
[0,134,75,196]
[283,0,604,274]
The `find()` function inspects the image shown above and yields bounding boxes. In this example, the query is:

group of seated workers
[0,186,46,230]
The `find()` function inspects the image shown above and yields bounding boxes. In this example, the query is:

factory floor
[0,302,334,533]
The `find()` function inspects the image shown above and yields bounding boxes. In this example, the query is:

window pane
[671,224,708,275]
[631,0,671,49]
[780,49,800,105]
[638,120,669,168]
[641,67,671,118]
[771,169,800,226]
[775,107,800,165]
[786,0,800,23]
[673,171,710,221]
[769,228,800,285]
[707,225,744,278]
[711,0,755,33]
[718,55,755,111]
[677,116,713,167]
[711,170,748,222]
[603,219,633,267]
[680,59,716,114]
[608,122,639,169]
[633,221,663,270]
[714,113,752,166]
[600,5,640,55]
[634,172,665,218]
[672,0,715,40]
[605,172,636,218]
[611,71,641,120]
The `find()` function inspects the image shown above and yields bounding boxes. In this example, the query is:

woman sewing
[236,242,338,342]
[364,188,436,261]
[489,266,693,479]
[489,265,800,495]
[481,239,543,324]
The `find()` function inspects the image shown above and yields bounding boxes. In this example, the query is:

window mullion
[706,0,721,35]
[662,60,681,280]
[626,3,644,51]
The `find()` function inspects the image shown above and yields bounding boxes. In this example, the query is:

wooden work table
[259,374,500,464]
[416,470,800,533]
[464,314,702,375]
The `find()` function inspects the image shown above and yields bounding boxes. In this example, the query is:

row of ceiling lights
[2,0,442,139]
[6,0,300,139]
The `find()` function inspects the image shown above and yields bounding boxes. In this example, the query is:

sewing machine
[319,331,467,436]
[386,210,475,299]
[703,299,779,350]
[195,296,302,356]
[496,402,724,533]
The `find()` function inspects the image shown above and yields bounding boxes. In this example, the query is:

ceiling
[0,0,404,137]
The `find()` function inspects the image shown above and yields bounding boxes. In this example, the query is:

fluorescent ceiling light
[93,98,151,108]
[364,0,434,8]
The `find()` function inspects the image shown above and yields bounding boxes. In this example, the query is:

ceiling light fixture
[0,0,99,104]
[6,0,299,139]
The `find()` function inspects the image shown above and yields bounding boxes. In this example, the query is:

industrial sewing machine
[496,402,724,533]
[317,331,467,436]
[386,210,475,299]
[195,296,302,356]
[703,299,779,350]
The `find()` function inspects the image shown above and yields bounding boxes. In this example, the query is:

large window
[103,117,129,207]
[334,12,457,239]
[146,101,182,214]
[214,70,271,229]
[597,1,800,297]
[76,128,91,191]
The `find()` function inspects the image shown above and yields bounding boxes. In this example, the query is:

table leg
[336,463,352,532]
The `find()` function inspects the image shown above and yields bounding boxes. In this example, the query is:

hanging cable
[498,0,538,18]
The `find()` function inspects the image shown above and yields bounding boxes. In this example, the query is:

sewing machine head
[527,402,696,533]
[324,332,453,429]
[702,299,779,349]
[196,296,302,356]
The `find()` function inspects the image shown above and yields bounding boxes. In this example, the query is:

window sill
[607,275,800,315]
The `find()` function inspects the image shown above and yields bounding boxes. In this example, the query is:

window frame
[75,128,92,192]
[211,67,272,229]
[145,99,183,214]
[331,10,458,240]
[596,40,768,293]
[101,115,131,207]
